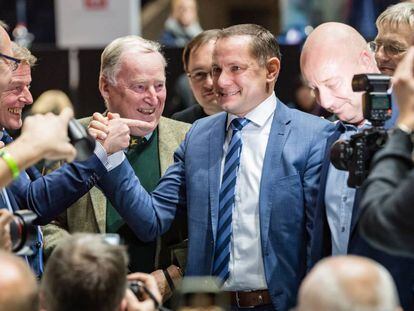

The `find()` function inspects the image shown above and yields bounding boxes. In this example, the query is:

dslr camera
[330,74,392,188]
[10,210,39,255]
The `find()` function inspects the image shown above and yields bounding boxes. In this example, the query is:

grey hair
[376,2,414,30]
[11,42,37,67]
[100,35,167,86]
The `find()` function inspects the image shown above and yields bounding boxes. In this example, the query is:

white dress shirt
[221,92,276,290]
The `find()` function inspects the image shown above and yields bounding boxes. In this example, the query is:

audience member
[30,89,73,115]
[0,25,129,278]
[160,0,203,47]
[41,233,161,311]
[92,23,334,310]
[43,35,190,301]
[301,22,414,310]
[360,47,414,258]
[171,29,222,123]
[0,250,38,311]
[370,2,414,76]
[296,255,401,311]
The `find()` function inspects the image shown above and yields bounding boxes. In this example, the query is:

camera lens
[9,210,38,255]
[330,140,353,171]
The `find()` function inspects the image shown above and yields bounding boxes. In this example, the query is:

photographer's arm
[0,109,76,188]
[359,47,414,257]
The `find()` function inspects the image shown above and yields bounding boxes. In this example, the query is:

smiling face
[212,35,275,117]
[101,51,166,136]
[0,63,32,130]
[187,39,221,115]
[374,23,412,76]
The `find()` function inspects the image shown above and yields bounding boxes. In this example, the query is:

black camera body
[330,74,391,188]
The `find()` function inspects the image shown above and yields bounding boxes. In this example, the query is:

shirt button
[341,227,345,232]
[342,196,347,202]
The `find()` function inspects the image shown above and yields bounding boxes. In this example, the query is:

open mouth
[8,108,22,116]
[138,108,155,115]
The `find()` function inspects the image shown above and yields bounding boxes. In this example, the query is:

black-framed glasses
[187,70,212,82]
[368,41,408,56]
[0,52,21,71]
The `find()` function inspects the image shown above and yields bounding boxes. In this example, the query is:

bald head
[0,251,39,311]
[301,22,368,65]
[300,22,378,125]
[297,256,400,311]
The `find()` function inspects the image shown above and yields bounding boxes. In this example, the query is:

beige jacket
[42,116,190,263]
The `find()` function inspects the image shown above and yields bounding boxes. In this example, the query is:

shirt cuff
[94,142,126,172]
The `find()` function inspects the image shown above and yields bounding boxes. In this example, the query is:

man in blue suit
[301,22,414,310]
[0,25,130,278]
[93,24,334,310]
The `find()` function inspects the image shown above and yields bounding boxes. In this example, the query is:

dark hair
[41,234,129,311]
[217,24,281,66]
[182,29,220,72]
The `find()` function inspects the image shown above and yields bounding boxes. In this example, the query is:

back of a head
[296,256,400,311]
[0,251,38,311]
[31,89,73,115]
[41,234,128,311]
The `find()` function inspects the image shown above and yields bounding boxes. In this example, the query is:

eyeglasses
[187,70,212,82]
[0,52,21,71]
[368,41,408,56]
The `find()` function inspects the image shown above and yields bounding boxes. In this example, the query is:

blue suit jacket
[311,123,414,311]
[1,131,107,276]
[99,101,334,310]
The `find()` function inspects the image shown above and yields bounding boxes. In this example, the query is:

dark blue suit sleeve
[98,133,189,242]
[8,155,106,225]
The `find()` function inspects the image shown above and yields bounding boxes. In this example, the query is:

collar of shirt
[226,92,277,131]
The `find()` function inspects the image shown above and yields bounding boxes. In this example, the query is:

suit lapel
[158,117,175,175]
[209,113,227,241]
[259,101,291,253]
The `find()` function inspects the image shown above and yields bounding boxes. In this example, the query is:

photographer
[0,25,130,279]
[301,22,414,310]
[360,47,414,257]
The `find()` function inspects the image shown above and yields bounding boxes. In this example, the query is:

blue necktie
[212,117,249,281]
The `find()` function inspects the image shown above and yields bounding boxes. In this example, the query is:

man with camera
[360,47,414,258]
[0,24,131,278]
[301,22,414,310]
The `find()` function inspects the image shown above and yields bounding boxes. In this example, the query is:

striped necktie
[212,117,249,281]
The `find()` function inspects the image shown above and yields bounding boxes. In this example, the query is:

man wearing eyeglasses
[0,24,135,279]
[172,29,222,124]
[370,2,414,77]
[301,22,414,310]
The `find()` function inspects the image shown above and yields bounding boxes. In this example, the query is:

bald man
[301,22,414,310]
[0,251,39,311]
[296,255,401,311]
